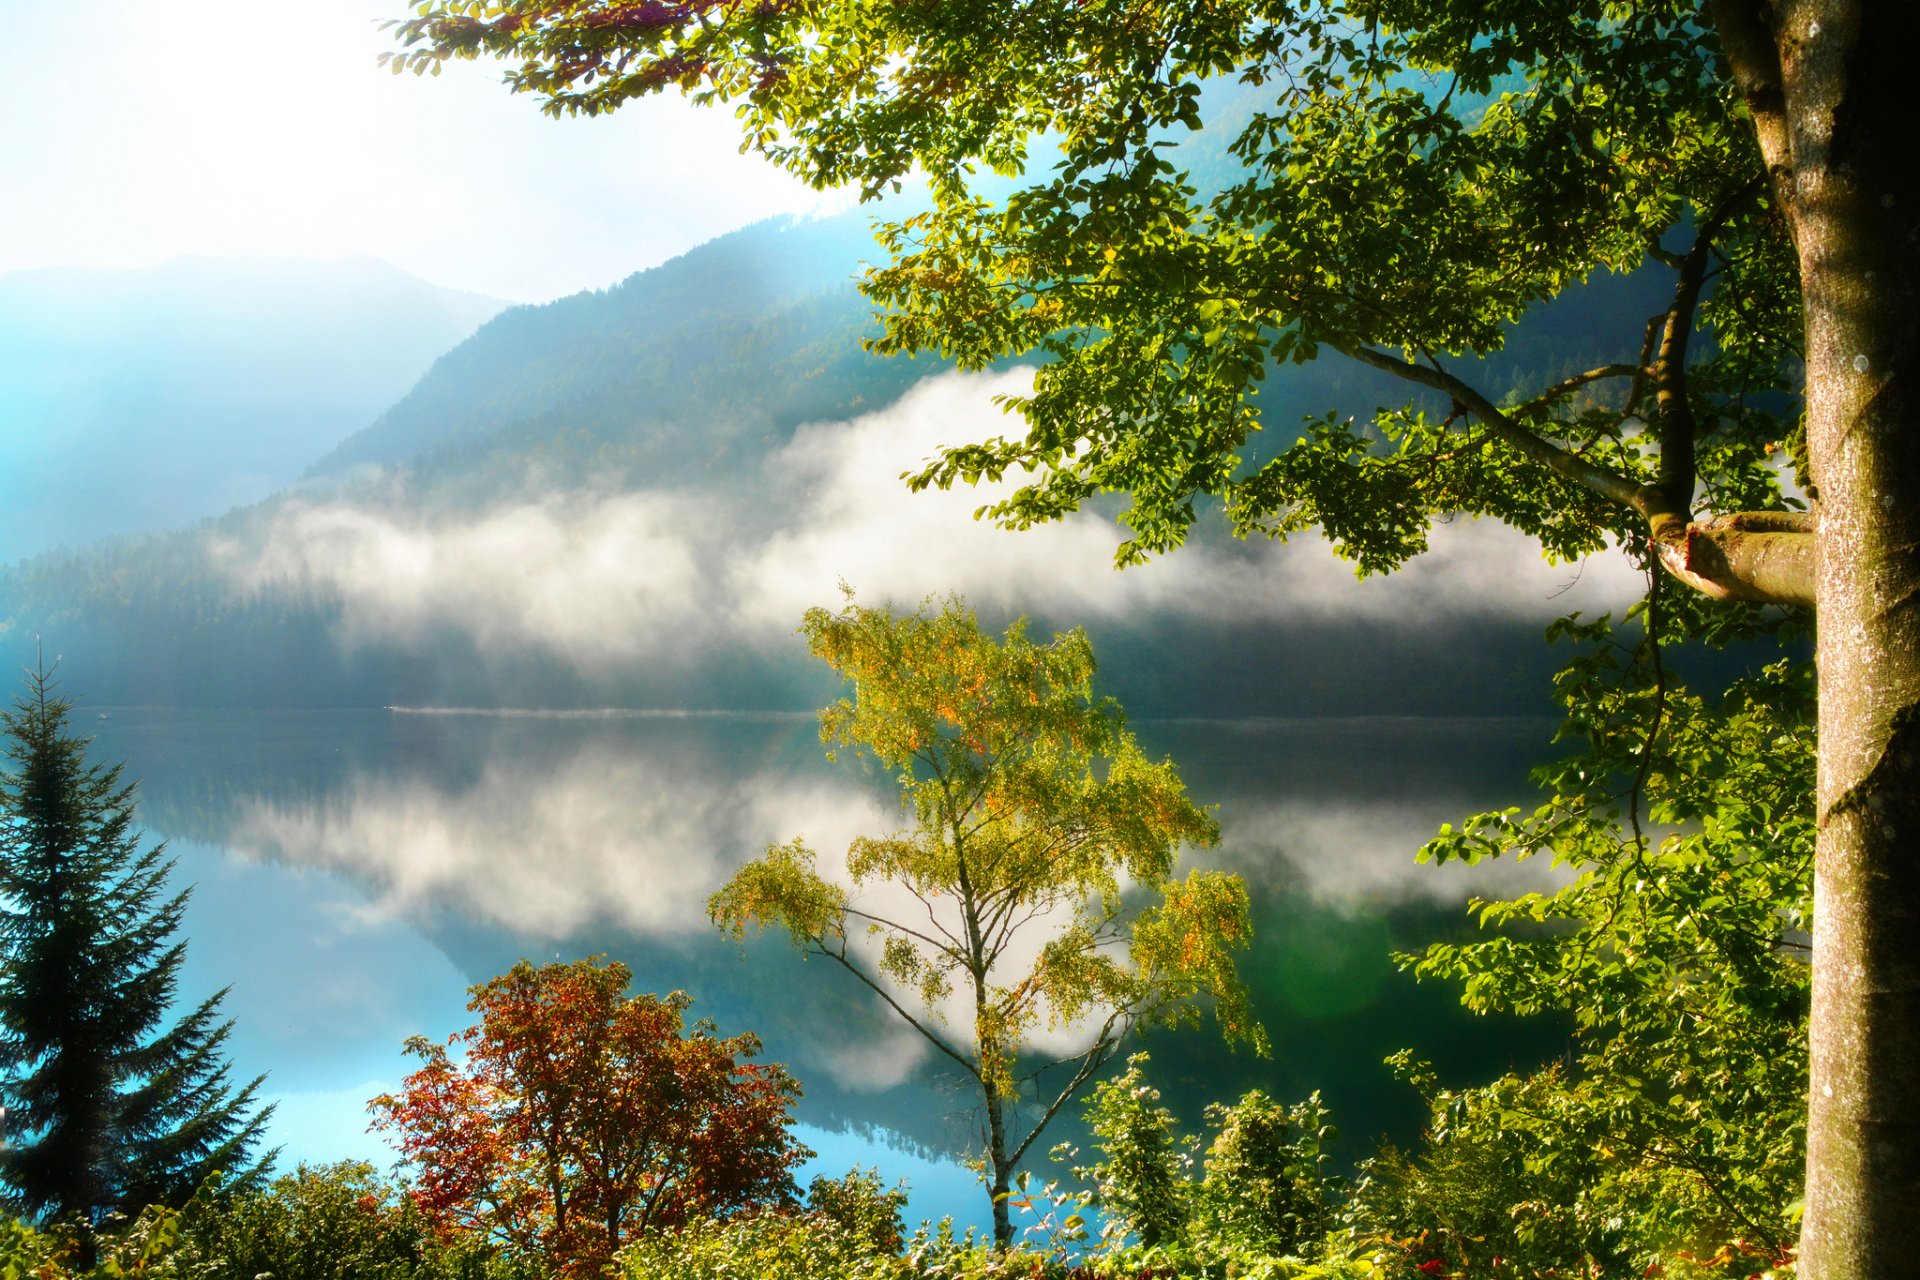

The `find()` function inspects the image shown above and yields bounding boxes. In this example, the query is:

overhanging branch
[1339,344,1815,608]
[1514,363,1644,418]
[1645,506,1817,608]
[1340,343,1646,508]
[1654,176,1766,509]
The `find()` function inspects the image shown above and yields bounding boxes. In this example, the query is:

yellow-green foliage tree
[711,596,1263,1247]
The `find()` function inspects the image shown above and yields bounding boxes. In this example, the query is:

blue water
[90,706,1564,1231]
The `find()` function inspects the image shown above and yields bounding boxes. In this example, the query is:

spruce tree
[0,661,271,1227]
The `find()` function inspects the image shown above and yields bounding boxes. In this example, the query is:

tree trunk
[983,1077,1014,1249]
[1791,3,1920,1274]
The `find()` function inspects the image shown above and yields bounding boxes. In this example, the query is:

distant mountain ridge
[0,256,510,562]
[308,215,891,480]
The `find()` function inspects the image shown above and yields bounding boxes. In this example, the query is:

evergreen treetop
[0,660,272,1228]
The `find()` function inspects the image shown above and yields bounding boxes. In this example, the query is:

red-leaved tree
[370,957,809,1274]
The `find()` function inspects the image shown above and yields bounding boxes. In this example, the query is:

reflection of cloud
[231,744,889,940]
[225,739,944,1094]
[225,720,1121,1074]
[807,1022,929,1092]
[219,370,1641,674]
[1217,799,1567,905]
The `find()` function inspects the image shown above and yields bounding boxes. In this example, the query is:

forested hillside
[0,206,1672,714]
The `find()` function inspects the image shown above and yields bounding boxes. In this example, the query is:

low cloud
[736,369,1642,628]
[223,493,707,665]
[220,369,1642,676]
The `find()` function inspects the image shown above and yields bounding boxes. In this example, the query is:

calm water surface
[88,706,1568,1230]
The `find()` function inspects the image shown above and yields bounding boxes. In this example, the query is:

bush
[1343,1065,1624,1280]
[1196,1089,1341,1258]
[1074,1054,1345,1268]
[0,1204,183,1278]
[806,1169,910,1257]
[1076,1057,1190,1251]
[174,1163,531,1280]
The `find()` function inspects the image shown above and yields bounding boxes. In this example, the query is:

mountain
[309,215,893,481]
[0,206,1687,716]
[0,256,509,562]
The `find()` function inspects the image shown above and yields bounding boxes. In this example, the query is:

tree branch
[1708,0,1793,214]
[810,937,981,1080]
[1513,363,1644,418]
[1654,178,1766,510]
[843,905,959,957]
[1339,344,1646,508]
[1340,343,1815,607]
[1006,1019,1127,1169]
[1643,507,1817,607]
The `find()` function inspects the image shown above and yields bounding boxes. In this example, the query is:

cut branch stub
[1646,506,1817,608]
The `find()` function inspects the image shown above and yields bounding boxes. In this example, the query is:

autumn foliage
[370,957,809,1275]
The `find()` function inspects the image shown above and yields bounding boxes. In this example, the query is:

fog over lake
[0,224,1672,1235]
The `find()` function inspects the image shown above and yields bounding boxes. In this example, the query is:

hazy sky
[0,0,831,302]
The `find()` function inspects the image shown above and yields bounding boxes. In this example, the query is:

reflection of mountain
[100,706,1566,1167]
[0,257,507,561]
[0,208,1670,715]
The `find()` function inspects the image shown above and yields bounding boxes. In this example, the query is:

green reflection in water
[1259,909,1393,1022]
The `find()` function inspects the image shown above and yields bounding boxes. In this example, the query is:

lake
[86,705,1569,1231]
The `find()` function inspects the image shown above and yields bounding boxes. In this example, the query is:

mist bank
[0,210,1691,717]
[1,367,1643,717]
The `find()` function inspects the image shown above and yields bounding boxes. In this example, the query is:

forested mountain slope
[0,209,1671,714]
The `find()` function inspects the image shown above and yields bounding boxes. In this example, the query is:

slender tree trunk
[984,1078,1014,1249]
[1791,3,1920,1274]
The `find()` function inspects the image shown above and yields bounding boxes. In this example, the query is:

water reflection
[95,707,1568,1225]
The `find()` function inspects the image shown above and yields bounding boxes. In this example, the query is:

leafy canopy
[370,957,808,1275]
[1358,617,1814,1277]
[710,595,1261,1243]
[385,0,1802,597]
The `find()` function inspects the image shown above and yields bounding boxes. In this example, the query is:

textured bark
[1761,1,1920,1274]
[1645,508,1818,607]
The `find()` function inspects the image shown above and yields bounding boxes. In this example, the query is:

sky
[0,0,832,303]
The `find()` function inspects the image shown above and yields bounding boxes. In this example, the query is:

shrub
[1196,1090,1341,1258]
[173,1163,531,1280]
[1076,1057,1190,1251]
[806,1168,910,1257]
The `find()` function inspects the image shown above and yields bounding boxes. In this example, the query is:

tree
[370,956,809,1276]
[386,3,1919,1271]
[0,661,271,1232]
[709,596,1262,1247]
[1363,632,1815,1275]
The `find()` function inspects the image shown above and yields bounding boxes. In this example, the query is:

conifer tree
[0,660,271,1228]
